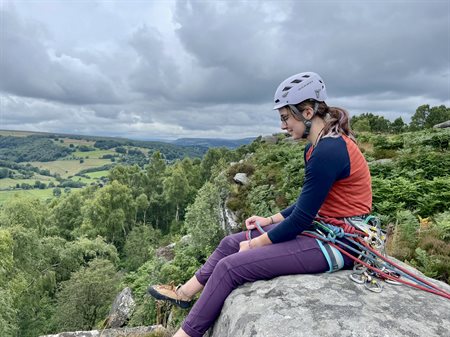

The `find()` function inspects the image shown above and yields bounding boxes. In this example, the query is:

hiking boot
[147,282,192,309]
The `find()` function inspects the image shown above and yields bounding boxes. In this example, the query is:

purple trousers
[181,223,342,337]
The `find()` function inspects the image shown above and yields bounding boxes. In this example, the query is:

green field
[0,189,53,204]
[59,138,96,146]
[0,130,37,137]
[0,175,58,189]
[85,170,110,179]
[29,158,111,178]
[71,149,115,159]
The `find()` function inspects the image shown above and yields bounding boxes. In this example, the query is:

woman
[148,72,372,337]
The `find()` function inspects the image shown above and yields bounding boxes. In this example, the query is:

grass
[29,159,111,178]
[59,138,96,146]
[71,149,116,159]
[0,188,83,205]
[85,170,110,179]
[0,130,36,137]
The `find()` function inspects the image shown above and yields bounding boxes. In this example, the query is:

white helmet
[273,72,327,110]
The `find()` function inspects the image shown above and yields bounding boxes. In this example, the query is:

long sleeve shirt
[267,134,372,244]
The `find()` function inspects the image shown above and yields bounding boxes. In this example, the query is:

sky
[0,0,449,140]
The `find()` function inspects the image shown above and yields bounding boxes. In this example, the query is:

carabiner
[365,279,383,293]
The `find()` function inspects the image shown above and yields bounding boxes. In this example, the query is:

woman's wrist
[253,233,272,248]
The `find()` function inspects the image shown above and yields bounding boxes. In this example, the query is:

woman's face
[279,107,304,140]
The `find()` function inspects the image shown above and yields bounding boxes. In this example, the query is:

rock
[207,259,450,337]
[39,325,165,337]
[180,234,192,246]
[106,287,135,328]
[233,173,249,186]
[369,158,393,165]
[156,243,176,261]
[261,135,278,144]
[282,136,300,144]
[433,120,450,128]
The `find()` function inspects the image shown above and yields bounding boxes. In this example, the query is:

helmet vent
[275,99,280,103]
[282,86,292,92]
[302,74,310,78]
[291,79,302,84]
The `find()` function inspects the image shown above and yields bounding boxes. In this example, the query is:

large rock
[39,325,165,337]
[207,260,450,337]
[105,287,135,328]
[261,135,278,144]
[433,120,450,128]
[233,173,249,186]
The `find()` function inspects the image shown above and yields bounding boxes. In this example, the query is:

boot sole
[147,286,192,309]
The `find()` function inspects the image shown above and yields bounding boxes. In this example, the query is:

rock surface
[105,287,135,328]
[433,120,450,128]
[233,173,249,185]
[207,260,450,337]
[261,135,278,144]
[39,325,165,337]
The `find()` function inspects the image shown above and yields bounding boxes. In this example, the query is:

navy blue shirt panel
[268,137,351,244]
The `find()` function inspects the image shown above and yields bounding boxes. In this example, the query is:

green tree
[53,259,120,331]
[123,225,160,271]
[391,117,406,133]
[81,181,135,249]
[410,104,429,130]
[352,118,371,132]
[425,105,450,128]
[0,168,9,179]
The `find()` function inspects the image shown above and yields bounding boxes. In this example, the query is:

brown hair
[294,100,356,142]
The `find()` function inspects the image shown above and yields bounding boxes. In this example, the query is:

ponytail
[294,101,356,142]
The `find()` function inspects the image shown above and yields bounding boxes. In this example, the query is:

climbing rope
[247,216,450,300]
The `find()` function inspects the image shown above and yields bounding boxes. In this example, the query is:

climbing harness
[246,216,450,300]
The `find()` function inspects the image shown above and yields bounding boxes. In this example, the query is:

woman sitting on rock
[148,72,372,337]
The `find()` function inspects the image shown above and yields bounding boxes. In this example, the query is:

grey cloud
[172,0,449,106]
[0,9,120,105]
[128,25,180,99]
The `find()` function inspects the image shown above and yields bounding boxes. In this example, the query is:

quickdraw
[247,216,450,300]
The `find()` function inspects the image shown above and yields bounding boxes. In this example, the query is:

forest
[0,104,449,337]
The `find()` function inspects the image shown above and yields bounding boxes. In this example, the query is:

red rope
[302,232,450,300]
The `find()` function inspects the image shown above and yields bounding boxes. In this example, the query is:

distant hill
[171,137,256,149]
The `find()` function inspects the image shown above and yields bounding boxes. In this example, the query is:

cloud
[0,8,120,105]
[0,0,448,140]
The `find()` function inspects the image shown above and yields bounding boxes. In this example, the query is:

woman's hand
[239,240,252,252]
[245,215,271,230]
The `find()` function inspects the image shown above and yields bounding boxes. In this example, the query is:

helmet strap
[289,104,316,139]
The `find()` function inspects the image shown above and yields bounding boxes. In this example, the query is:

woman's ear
[302,106,315,120]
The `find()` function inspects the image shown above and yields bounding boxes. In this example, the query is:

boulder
[105,287,135,328]
[207,259,450,337]
[433,120,450,128]
[156,243,176,261]
[369,158,393,165]
[282,136,300,144]
[261,135,278,144]
[39,325,165,337]
[233,173,249,186]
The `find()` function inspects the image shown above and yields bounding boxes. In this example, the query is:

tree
[123,225,160,271]
[425,105,450,128]
[352,118,371,132]
[0,168,9,179]
[391,117,406,133]
[53,259,120,331]
[53,187,61,197]
[81,181,135,249]
[410,104,429,130]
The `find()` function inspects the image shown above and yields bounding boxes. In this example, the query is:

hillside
[0,127,449,337]
[0,130,254,204]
